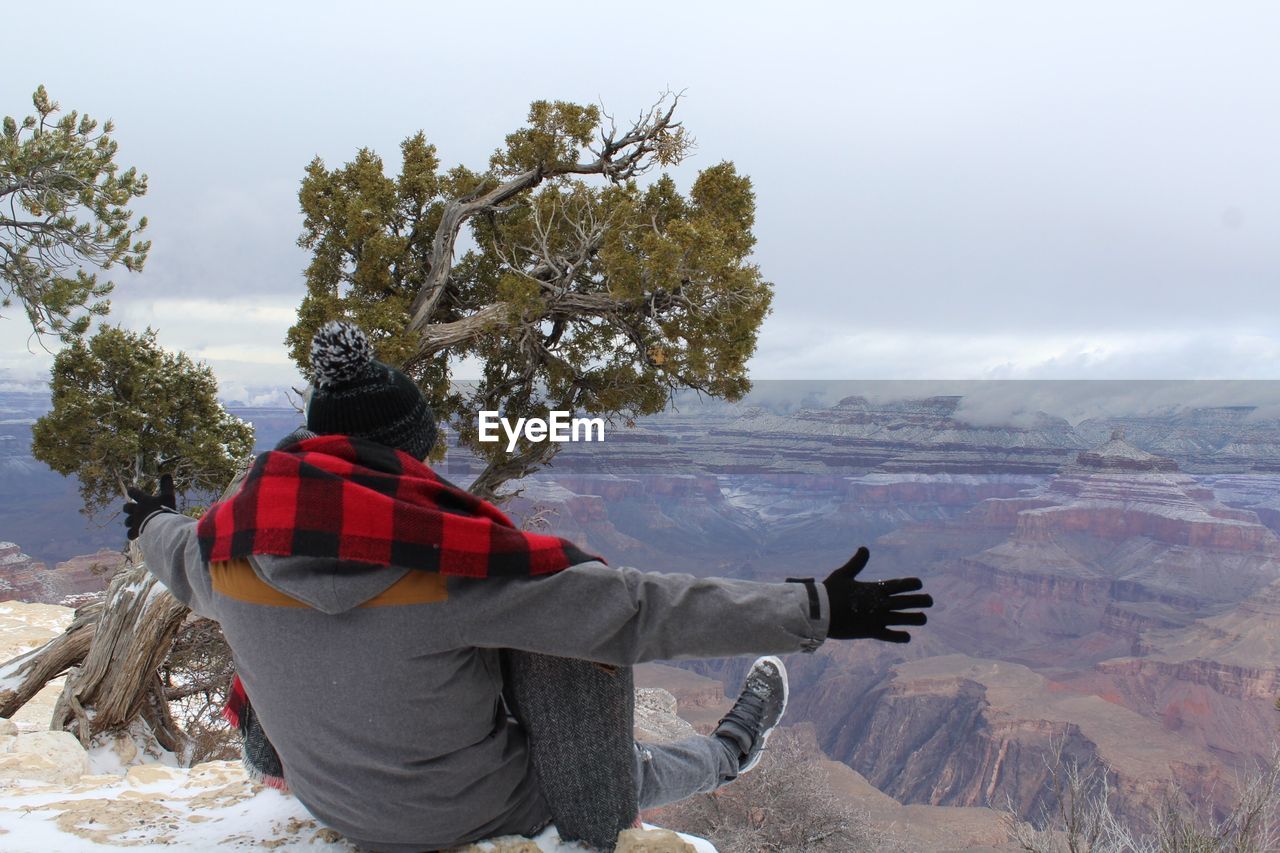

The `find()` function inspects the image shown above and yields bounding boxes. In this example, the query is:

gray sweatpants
[633,735,742,810]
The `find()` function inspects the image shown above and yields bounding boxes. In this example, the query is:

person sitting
[125,321,932,851]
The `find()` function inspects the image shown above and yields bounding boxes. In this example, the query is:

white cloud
[115,298,298,331]
[749,319,1280,380]
[5,2,1280,390]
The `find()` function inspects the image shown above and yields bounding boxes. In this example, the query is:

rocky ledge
[0,601,714,852]
[0,728,712,852]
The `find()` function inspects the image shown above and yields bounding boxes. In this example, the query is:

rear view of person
[125,321,932,851]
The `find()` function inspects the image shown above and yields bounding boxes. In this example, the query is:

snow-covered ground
[0,601,713,852]
[0,601,76,731]
[0,754,711,852]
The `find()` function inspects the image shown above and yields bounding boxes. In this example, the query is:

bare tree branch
[406,92,685,335]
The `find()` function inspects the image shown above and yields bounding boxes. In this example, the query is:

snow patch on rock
[0,601,715,851]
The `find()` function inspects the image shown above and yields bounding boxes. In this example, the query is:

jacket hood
[247,553,410,615]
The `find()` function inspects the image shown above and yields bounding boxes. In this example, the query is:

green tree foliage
[31,326,254,516]
[287,94,772,497]
[1,85,150,341]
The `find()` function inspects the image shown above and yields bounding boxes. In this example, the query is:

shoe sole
[737,655,789,775]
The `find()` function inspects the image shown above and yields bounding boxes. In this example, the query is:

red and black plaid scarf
[197,434,601,575]
[199,434,602,779]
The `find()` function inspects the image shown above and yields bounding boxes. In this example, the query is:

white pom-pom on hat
[305,319,437,458]
[310,320,375,389]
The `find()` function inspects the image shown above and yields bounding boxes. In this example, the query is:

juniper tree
[1,92,771,759]
[1,85,149,342]
[30,325,255,515]
[6,326,253,755]
[287,93,772,498]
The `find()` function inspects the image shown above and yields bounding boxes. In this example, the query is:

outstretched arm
[125,478,217,617]
[451,546,931,666]
[134,513,216,617]
[450,561,829,665]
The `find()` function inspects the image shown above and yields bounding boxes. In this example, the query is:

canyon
[4,385,1279,836]
[504,394,1280,827]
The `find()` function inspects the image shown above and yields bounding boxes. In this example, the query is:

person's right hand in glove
[822,546,932,643]
[124,474,177,541]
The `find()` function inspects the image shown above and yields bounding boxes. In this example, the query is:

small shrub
[647,727,901,852]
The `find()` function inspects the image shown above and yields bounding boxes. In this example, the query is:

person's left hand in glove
[124,474,177,540]
[821,546,933,643]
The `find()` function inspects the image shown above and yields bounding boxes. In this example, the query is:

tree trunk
[0,471,249,761]
[50,555,192,760]
[0,599,100,717]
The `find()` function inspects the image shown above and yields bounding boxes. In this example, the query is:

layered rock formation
[804,654,1231,822]
[504,474,762,576]
[6,386,1280,844]
[1076,407,1280,473]
[1204,471,1280,534]
[0,542,120,605]
[1020,430,1276,558]
[490,396,1082,571]
[1087,576,1280,762]
[637,661,1019,850]
[843,431,1280,810]
[912,432,1280,662]
[695,396,1083,478]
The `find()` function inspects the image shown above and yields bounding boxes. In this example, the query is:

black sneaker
[712,655,789,777]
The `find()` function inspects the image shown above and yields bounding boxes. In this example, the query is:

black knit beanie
[305,321,437,460]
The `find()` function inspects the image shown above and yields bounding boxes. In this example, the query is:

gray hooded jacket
[138,511,829,851]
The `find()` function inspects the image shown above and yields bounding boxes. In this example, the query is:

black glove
[821,546,932,643]
[124,474,177,540]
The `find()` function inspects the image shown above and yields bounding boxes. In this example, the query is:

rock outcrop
[0,743,713,852]
[909,432,1280,662]
[1087,576,1280,761]
[634,688,699,743]
[1076,407,1280,473]
[637,662,1019,850]
[682,427,1279,833]
[634,663,731,732]
[803,654,1231,823]
[0,601,714,852]
[0,723,89,786]
[8,388,1280,848]
[0,599,75,730]
[1204,470,1280,535]
[1017,431,1277,557]
[0,542,120,605]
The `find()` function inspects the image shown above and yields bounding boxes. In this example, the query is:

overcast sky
[3,1,1278,403]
